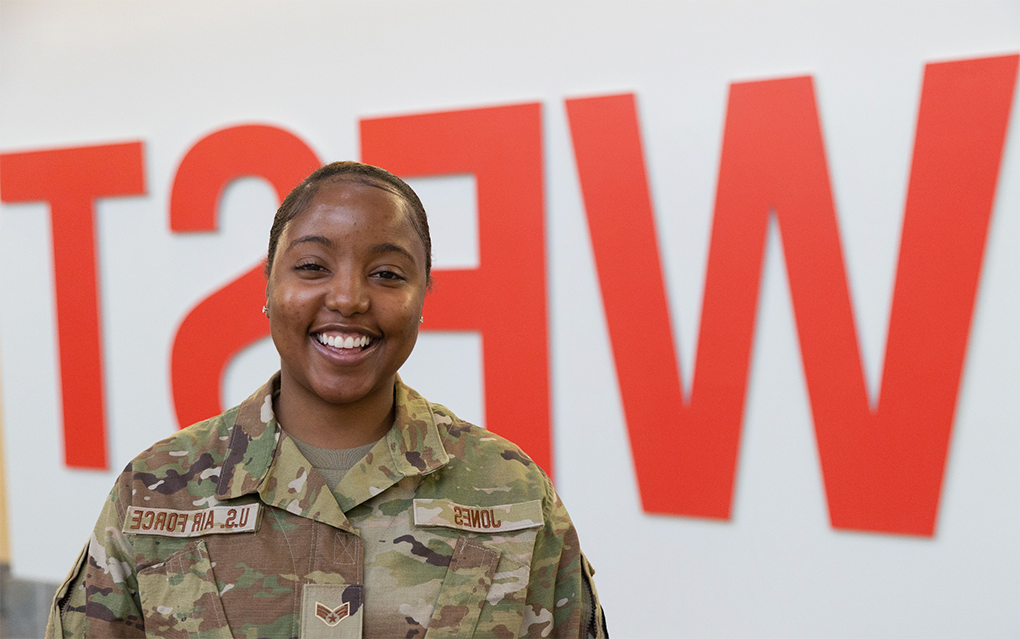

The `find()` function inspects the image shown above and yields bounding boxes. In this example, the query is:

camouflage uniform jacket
[47,374,606,638]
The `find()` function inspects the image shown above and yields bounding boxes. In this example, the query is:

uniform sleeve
[522,479,608,639]
[45,471,145,638]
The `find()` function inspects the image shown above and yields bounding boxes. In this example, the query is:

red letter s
[170,125,320,428]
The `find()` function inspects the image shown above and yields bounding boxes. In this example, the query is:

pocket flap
[425,537,501,638]
[136,540,232,638]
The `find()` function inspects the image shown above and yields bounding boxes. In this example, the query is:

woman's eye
[374,269,405,280]
[295,262,325,272]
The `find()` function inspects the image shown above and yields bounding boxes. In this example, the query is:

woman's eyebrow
[370,242,418,263]
[287,235,335,251]
[287,237,418,264]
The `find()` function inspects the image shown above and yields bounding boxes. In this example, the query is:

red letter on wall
[360,104,552,475]
[567,54,1017,535]
[0,142,146,469]
[170,125,320,428]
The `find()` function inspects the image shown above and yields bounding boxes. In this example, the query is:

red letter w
[566,54,1018,536]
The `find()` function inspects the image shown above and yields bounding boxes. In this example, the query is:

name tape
[413,498,543,533]
[122,503,262,537]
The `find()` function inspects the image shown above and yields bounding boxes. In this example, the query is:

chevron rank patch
[316,602,350,626]
[302,584,363,639]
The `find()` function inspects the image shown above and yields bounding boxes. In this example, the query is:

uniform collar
[382,379,451,476]
[215,373,450,518]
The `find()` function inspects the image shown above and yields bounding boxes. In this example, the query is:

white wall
[1,2,1017,636]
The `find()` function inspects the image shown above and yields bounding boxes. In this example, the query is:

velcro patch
[302,584,363,639]
[413,498,543,533]
[122,504,261,537]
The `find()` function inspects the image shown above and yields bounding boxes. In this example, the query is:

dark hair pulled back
[265,161,432,284]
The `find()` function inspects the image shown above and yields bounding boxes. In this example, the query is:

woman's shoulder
[423,398,552,494]
[120,405,242,479]
[406,393,570,538]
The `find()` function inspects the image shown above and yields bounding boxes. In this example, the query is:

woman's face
[266,179,428,414]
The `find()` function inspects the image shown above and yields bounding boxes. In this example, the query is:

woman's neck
[273,377,395,449]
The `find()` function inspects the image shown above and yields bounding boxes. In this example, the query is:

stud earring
[419,316,424,324]
[262,305,269,316]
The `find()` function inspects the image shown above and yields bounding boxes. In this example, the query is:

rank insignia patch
[301,579,363,637]
[316,602,350,626]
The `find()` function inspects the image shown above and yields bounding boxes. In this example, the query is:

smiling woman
[268,176,428,451]
[45,162,608,639]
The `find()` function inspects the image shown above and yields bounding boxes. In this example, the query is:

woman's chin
[309,375,395,410]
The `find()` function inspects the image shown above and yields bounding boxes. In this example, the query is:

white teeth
[317,333,371,350]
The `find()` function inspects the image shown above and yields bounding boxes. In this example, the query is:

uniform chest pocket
[136,539,232,639]
[424,537,500,638]
[411,499,543,637]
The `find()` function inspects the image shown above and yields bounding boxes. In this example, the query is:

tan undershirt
[289,435,378,491]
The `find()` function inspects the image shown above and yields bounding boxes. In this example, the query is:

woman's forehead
[282,182,423,255]
[310,176,403,207]
[292,180,408,229]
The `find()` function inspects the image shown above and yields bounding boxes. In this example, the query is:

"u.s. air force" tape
[122,503,262,537]
[412,498,543,533]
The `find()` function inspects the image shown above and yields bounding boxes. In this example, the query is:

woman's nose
[325,273,370,316]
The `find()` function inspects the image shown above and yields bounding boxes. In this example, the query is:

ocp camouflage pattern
[46,374,607,638]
